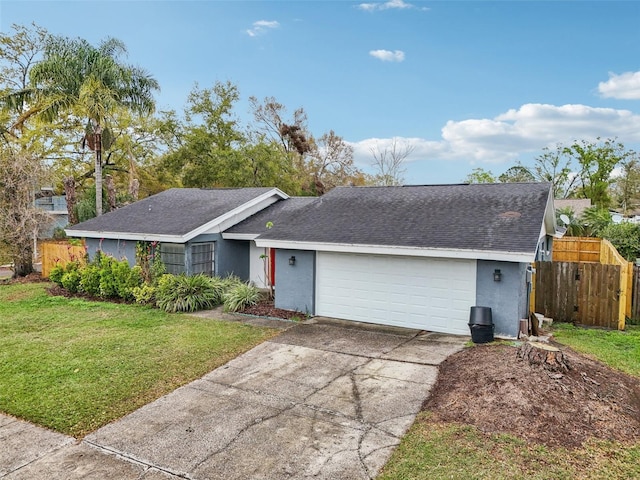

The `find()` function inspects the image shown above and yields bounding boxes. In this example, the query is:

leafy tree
[239,137,301,193]
[601,222,640,261]
[23,35,159,216]
[463,167,496,184]
[531,144,577,199]
[566,138,630,208]
[160,82,253,188]
[611,157,640,214]
[0,23,47,136]
[498,164,535,183]
[581,206,612,237]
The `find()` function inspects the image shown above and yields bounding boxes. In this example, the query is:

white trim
[221,233,259,240]
[66,188,288,243]
[254,239,535,263]
[192,189,287,239]
[65,230,187,243]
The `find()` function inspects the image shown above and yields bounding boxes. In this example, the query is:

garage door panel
[316,252,476,335]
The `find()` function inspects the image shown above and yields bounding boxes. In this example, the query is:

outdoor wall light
[493,269,502,282]
[289,256,296,266]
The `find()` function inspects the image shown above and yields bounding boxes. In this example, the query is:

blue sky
[1,0,639,184]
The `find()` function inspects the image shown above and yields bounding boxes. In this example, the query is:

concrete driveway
[2,318,467,480]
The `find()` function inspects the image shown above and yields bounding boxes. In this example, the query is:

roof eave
[66,188,288,242]
[65,230,186,243]
[253,239,536,263]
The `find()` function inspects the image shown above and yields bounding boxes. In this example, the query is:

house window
[161,243,186,275]
[191,242,215,276]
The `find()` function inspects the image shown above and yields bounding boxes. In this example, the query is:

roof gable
[66,187,287,242]
[255,183,554,261]
[223,197,317,239]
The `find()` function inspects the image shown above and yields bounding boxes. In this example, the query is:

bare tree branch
[369,138,414,186]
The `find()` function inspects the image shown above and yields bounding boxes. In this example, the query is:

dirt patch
[424,342,640,448]
[239,299,304,321]
[46,284,132,303]
[1,272,45,284]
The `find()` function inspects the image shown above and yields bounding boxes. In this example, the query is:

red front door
[269,248,276,286]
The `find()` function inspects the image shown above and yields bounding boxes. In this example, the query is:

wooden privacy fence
[630,265,640,320]
[41,241,86,278]
[532,237,633,330]
[534,261,622,329]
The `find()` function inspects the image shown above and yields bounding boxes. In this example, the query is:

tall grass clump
[223,282,262,312]
[155,274,220,313]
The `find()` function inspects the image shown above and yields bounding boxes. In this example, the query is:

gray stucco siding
[274,249,315,314]
[85,238,137,266]
[85,234,250,280]
[475,260,529,338]
[180,234,250,280]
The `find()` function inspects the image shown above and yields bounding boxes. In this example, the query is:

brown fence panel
[535,261,579,322]
[632,265,640,320]
[41,241,86,278]
[578,263,620,329]
[535,261,621,329]
[553,237,601,263]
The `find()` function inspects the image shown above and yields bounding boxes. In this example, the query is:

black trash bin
[468,306,494,343]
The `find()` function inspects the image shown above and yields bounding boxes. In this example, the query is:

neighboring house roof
[223,197,318,240]
[554,198,591,218]
[66,187,288,243]
[254,183,555,262]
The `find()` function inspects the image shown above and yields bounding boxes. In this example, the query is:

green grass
[378,413,640,480]
[0,282,278,437]
[551,323,640,376]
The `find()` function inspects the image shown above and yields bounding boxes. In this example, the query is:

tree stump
[517,342,570,373]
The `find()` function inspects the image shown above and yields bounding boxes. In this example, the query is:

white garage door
[316,252,476,335]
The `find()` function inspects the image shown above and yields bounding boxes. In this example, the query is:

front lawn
[551,323,640,376]
[378,415,640,479]
[0,282,279,438]
[379,323,640,479]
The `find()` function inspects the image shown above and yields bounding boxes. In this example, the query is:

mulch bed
[239,299,304,321]
[423,342,640,448]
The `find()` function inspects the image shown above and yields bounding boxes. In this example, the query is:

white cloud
[598,71,640,100]
[357,0,421,11]
[246,20,280,37]
[369,49,405,62]
[350,103,640,168]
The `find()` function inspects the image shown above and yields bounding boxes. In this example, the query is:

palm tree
[10,35,159,216]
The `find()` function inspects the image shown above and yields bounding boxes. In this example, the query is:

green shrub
[49,264,66,286]
[50,261,81,288]
[156,274,220,313]
[112,260,142,301]
[131,284,157,305]
[79,263,101,296]
[61,269,81,293]
[52,226,67,240]
[223,283,262,312]
[601,222,640,261]
[98,255,119,298]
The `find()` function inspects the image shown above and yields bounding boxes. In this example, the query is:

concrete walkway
[1,317,467,480]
